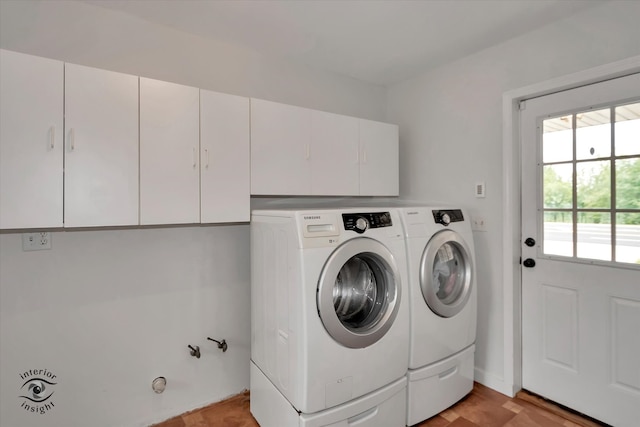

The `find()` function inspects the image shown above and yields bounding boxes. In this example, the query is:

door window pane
[543,211,573,257]
[616,213,640,265]
[577,213,611,261]
[543,116,573,163]
[615,158,640,209]
[577,160,610,209]
[576,108,611,160]
[615,103,640,156]
[539,100,639,267]
[543,164,573,209]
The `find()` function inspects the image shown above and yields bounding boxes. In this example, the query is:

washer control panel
[433,209,464,226]
[343,212,392,234]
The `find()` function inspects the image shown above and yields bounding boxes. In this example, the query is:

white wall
[0,0,386,120]
[1,227,250,426]
[387,0,640,395]
[0,1,386,427]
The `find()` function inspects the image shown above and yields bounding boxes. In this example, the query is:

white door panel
[521,73,640,427]
[64,64,139,227]
[200,90,250,223]
[310,110,359,195]
[250,99,311,195]
[0,50,64,229]
[140,78,200,225]
[359,119,399,196]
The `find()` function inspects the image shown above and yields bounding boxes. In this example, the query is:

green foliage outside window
[544,158,640,224]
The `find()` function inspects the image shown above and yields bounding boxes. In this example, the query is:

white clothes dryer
[399,207,477,426]
[250,208,409,427]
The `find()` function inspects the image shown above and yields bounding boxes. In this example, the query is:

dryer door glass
[317,237,401,349]
[432,243,466,304]
[420,230,473,318]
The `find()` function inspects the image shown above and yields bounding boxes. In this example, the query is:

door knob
[523,258,536,268]
[524,237,536,247]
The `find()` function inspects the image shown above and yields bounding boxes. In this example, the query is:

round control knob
[439,212,451,226]
[355,217,369,232]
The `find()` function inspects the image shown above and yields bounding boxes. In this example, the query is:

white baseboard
[474,367,517,397]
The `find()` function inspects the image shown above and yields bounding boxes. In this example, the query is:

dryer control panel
[343,212,392,234]
[433,209,464,226]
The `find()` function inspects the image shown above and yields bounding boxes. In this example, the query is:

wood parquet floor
[151,382,602,427]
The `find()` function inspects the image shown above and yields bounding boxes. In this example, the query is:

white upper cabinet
[1,49,398,229]
[64,63,139,227]
[359,119,399,196]
[140,78,200,225]
[200,90,250,223]
[250,98,399,196]
[0,50,64,229]
[311,111,360,195]
[250,98,312,195]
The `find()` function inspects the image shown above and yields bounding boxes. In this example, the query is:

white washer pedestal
[406,344,475,426]
[251,361,407,427]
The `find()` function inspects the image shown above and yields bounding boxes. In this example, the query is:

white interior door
[521,73,640,427]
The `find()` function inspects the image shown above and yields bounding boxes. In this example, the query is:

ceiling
[85,0,603,86]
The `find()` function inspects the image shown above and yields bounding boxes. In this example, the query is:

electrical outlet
[471,216,487,232]
[22,232,52,251]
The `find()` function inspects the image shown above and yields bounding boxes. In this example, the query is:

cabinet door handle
[204,148,209,169]
[362,149,367,164]
[305,144,310,160]
[192,147,197,168]
[49,126,55,149]
[69,128,75,151]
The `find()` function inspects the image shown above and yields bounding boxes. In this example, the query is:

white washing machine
[399,207,477,426]
[250,208,409,427]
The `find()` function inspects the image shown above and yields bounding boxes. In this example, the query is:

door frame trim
[500,55,640,397]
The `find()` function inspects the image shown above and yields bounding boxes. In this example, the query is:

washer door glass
[334,255,385,330]
[420,230,473,318]
[318,238,401,349]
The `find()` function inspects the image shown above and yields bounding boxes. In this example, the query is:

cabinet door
[250,99,311,195]
[64,64,139,227]
[200,90,250,223]
[310,111,359,195]
[359,119,399,196]
[0,50,64,229]
[139,78,200,225]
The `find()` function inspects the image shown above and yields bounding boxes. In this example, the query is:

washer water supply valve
[207,337,228,352]
[188,345,201,358]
